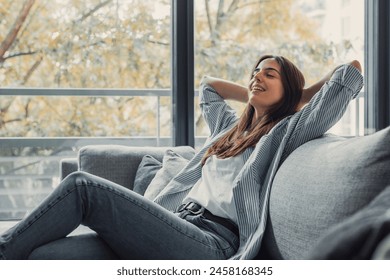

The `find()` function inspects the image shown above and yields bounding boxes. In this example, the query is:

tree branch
[216,0,225,29]
[22,56,43,85]
[0,118,23,129]
[227,0,239,14]
[205,0,214,37]
[0,0,36,63]
[236,1,263,10]
[2,51,38,61]
[75,0,113,24]
[147,39,169,46]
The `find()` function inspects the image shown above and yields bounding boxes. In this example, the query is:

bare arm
[297,60,362,110]
[201,76,249,103]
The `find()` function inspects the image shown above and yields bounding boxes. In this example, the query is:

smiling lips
[251,85,266,94]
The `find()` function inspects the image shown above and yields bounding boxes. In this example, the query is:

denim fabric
[0,171,238,260]
[28,233,119,260]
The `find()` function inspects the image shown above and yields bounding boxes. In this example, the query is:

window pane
[0,94,171,137]
[194,0,364,144]
[1,0,171,138]
[1,0,171,89]
[0,0,171,219]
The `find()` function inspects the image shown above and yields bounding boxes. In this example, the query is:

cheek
[248,79,255,89]
[276,85,284,101]
[277,89,284,100]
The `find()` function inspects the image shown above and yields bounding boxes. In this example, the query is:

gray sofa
[29,126,390,259]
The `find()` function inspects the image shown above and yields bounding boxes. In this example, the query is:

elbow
[200,75,219,87]
[200,75,211,86]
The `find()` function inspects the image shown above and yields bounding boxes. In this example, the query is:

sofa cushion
[29,233,118,260]
[133,155,162,195]
[262,127,390,259]
[144,150,191,200]
[78,145,194,190]
[60,158,78,180]
[307,185,390,259]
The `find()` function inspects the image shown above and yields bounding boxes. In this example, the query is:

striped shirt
[154,64,364,259]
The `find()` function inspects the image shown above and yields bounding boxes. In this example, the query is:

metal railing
[0,87,172,146]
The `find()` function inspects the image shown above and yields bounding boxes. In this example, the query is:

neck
[252,109,265,127]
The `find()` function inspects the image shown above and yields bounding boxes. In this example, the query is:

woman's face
[248,58,284,118]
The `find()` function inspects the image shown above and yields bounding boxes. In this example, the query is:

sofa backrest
[261,127,390,259]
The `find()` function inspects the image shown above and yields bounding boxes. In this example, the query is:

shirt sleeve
[284,64,364,155]
[199,79,239,137]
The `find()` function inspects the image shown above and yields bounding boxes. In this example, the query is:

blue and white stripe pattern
[154,64,364,259]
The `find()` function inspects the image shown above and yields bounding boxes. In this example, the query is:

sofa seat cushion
[263,127,390,259]
[29,233,119,260]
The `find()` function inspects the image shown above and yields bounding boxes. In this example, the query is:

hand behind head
[349,60,362,73]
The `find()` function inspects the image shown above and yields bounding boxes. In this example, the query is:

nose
[254,70,264,81]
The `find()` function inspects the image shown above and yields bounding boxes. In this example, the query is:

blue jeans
[0,171,239,260]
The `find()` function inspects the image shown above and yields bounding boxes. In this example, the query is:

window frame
[364,0,390,133]
[171,0,195,147]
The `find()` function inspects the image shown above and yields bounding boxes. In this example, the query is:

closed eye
[252,68,279,78]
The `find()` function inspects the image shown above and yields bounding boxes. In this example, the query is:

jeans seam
[79,177,227,253]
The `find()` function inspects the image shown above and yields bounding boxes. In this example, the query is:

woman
[0,55,363,260]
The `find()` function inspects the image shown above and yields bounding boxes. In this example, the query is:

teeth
[252,86,265,91]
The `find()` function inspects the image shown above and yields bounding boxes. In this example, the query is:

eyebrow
[254,67,281,75]
[264,67,281,75]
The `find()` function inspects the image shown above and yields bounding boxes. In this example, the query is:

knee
[61,171,92,189]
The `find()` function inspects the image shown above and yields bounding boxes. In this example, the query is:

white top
[182,153,245,224]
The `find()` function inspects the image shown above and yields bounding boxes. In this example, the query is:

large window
[194,0,365,145]
[0,0,171,219]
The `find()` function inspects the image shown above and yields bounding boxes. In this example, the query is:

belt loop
[176,202,188,213]
[177,210,189,219]
[187,202,204,215]
[176,202,205,217]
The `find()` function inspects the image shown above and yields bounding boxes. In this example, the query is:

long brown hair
[202,55,305,164]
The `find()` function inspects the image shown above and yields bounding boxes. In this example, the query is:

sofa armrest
[60,158,78,180]
[77,145,194,190]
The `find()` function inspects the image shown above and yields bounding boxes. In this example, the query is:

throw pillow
[133,155,162,195]
[144,149,190,201]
